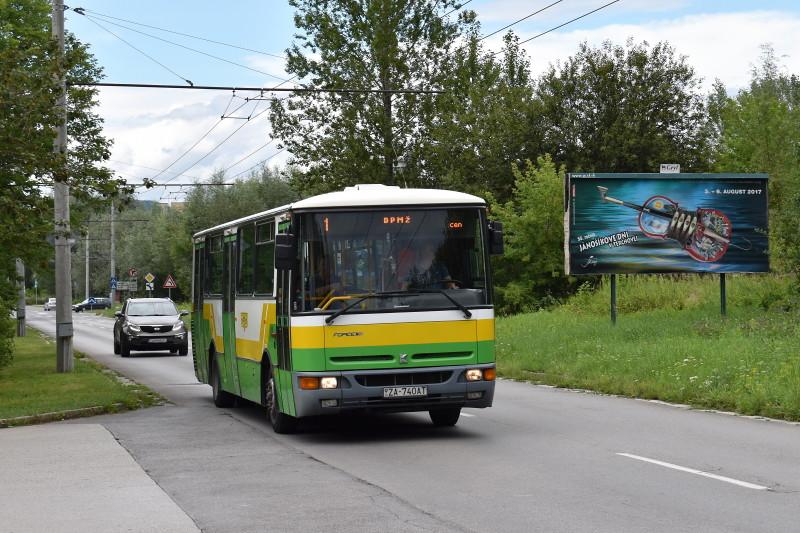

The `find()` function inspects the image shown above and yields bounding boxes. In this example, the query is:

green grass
[496,275,800,421]
[0,330,161,423]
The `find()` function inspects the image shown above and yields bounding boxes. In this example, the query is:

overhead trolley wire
[229,148,287,180]
[147,94,252,182]
[443,0,474,18]
[492,0,623,55]
[478,0,564,42]
[76,11,293,83]
[74,7,286,60]
[77,10,194,85]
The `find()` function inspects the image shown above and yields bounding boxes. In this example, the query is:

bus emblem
[399,353,409,364]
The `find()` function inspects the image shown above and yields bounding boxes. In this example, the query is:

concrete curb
[0,403,129,428]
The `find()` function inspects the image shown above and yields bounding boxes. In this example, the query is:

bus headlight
[320,377,338,389]
[466,369,483,381]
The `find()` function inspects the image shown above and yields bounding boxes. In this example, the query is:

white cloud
[486,10,800,92]
[475,0,690,24]
[96,87,280,201]
[95,8,800,202]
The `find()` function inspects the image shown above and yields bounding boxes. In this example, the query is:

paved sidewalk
[0,424,199,533]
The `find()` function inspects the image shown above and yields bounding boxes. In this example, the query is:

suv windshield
[298,208,488,313]
[127,301,178,316]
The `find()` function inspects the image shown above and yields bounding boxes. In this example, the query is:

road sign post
[144,273,155,296]
[163,274,177,299]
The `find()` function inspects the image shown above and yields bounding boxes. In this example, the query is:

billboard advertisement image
[565,173,769,274]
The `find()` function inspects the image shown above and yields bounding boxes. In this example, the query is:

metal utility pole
[53,0,73,372]
[16,259,26,337]
[109,202,116,304]
[85,230,90,300]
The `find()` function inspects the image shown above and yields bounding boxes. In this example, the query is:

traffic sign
[88,297,96,305]
[145,281,154,291]
[144,272,155,284]
[110,276,117,289]
[128,267,138,278]
[163,274,177,289]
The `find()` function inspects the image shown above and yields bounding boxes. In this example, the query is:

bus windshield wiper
[412,289,472,319]
[325,291,408,325]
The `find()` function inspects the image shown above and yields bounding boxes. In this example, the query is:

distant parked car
[113,298,188,357]
[72,297,112,312]
[43,298,57,311]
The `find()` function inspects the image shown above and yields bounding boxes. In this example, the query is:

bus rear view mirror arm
[488,221,504,255]
[275,233,298,270]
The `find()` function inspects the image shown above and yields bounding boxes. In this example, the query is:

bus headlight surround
[320,377,338,389]
[465,369,483,382]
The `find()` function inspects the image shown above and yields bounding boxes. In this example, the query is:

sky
[64,1,800,203]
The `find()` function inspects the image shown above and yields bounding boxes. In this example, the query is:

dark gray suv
[113,298,188,357]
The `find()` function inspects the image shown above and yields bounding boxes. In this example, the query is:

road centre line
[617,453,768,491]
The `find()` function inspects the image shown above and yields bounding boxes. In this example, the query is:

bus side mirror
[275,233,298,270]
[488,221,504,255]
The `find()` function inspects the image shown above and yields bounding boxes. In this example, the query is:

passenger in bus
[402,241,456,290]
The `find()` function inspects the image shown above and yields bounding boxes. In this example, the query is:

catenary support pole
[109,202,116,304]
[720,273,727,316]
[610,274,617,325]
[53,0,73,372]
[16,259,25,337]
[85,230,90,300]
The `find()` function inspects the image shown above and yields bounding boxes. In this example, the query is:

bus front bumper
[292,364,495,417]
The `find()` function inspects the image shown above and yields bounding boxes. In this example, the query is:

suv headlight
[125,322,141,333]
[172,321,184,331]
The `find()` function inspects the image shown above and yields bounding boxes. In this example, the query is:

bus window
[237,225,255,295]
[299,208,488,312]
[255,221,275,295]
[207,235,223,295]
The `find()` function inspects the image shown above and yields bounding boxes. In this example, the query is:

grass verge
[496,275,800,421]
[0,330,162,425]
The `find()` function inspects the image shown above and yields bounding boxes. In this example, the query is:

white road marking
[617,453,768,491]
[460,413,475,418]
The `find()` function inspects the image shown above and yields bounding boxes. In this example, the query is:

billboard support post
[720,273,727,316]
[610,274,617,325]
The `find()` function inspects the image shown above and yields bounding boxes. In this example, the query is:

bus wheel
[266,374,296,434]
[211,358,235,408]
[429,407,461,427]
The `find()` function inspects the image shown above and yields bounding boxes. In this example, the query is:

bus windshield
[298,208,488,313]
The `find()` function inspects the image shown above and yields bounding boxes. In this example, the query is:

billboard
[565,173,769,274]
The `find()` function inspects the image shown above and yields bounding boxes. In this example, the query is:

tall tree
[424,31,540,202]
[271,0,476,195]
[0,0,126,366]
[535,39,713,174]
[713,46,800,275]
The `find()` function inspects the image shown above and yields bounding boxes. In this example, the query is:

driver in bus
[402,241,456,290]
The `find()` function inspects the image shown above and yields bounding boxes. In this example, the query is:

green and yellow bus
[191,184,503,433]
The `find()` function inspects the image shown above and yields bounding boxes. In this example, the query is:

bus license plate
[383,386,427,398]
[149,338,167,343]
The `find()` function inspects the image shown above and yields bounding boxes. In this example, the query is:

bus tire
[211,357,235,408]
[429,407,461,427]
[266,372,296,434]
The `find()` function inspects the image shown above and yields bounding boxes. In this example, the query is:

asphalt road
[28,308,800,533]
